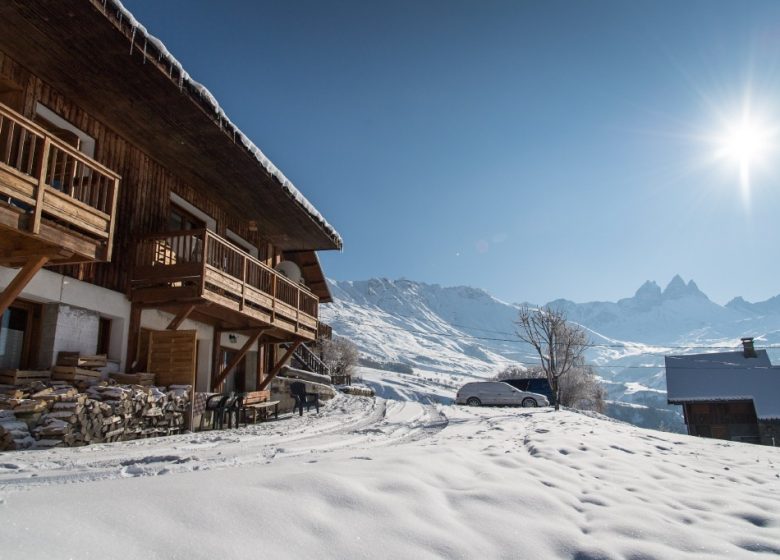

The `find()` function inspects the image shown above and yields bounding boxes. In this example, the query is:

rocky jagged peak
[634,280,662,300]
[662,275,707,300]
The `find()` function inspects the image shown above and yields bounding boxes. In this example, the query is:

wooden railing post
[200,230,208,296]
[31,137,51,235]
[105,176,120,261]
[296,288,300,332]
[240,254,247,310]
[271,273,277,323]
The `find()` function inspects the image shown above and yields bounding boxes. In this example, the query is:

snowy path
[0,395,446,490]
[1,392,779,559]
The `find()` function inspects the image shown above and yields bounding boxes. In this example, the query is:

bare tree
[322,336,359,384]
[493,363,545,381]
[516,305,587,411]
[558,365,605,413]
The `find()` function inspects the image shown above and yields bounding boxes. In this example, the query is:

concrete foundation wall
[1,266,130,370]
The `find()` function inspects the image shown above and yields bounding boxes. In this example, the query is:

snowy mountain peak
[634,280,662,300]
[662,275,707,300]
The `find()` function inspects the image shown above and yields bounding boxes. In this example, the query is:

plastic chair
[199,393,230,431]
[290,381,320,416]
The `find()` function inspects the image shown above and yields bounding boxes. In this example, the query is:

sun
[718,116,771,166]
[714,107,775,198]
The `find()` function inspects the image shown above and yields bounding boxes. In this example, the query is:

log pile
[108,372,155,386]
[0,380,191,451]
[0,410,34,450]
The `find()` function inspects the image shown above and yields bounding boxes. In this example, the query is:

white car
[455,381,549,408]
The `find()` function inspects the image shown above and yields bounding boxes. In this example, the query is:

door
[219,347,247,393]
[0,301,40,370]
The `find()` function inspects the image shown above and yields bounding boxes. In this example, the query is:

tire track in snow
[0,395,447,491]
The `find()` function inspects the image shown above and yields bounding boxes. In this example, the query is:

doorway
[219,347,247,393]
[0,300,41,370]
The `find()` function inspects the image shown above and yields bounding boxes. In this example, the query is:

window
[34,103,95,158]
[226,229,258,258]
[169,204,205,231]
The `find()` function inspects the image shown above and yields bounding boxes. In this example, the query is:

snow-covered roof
[106,0,342,249]
[665,350,780,419]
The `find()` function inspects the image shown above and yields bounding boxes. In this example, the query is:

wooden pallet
[56,352,107,369]
[51,366,102,382]
[0,369,52,385]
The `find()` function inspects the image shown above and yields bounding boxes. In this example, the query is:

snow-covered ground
[1,371,779,559]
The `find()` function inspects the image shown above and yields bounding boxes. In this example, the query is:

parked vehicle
[455,381,550,408]
[502,378,556,406]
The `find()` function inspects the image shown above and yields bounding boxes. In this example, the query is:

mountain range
[322,275,780,431]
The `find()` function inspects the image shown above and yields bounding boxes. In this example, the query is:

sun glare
[714,105,776,200]
[718,116,771,165]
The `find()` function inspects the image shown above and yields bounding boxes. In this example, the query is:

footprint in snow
[351,456,373,461]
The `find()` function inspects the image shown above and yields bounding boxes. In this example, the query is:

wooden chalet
[665,338,780,446]
[0,1,341,395]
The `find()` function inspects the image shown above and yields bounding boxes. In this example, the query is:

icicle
[129,26,136,55]
[142,38,147,63]
[178,71,184,90]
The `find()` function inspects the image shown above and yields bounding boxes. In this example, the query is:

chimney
[741,337,757,358]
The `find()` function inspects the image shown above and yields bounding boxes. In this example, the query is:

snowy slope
[1,394,778,559]
[322,276,780,431]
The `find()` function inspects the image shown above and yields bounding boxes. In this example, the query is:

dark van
[502,378,556,406]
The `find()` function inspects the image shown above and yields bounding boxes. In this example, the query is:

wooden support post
[0,255,49,318]
[211,328,266,390]
[31,138,51,235]
[125,303,142,372]
[256,341,265,390]
[258,341,301,391]
[105,177,120,261]
[166,304,197,330]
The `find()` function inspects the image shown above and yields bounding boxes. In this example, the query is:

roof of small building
[665,350,780,419]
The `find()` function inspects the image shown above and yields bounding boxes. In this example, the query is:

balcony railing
[0,103,120,261]
[132,229,319,339]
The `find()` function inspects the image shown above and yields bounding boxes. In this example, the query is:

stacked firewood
[0,380,191,451]
[108,372,156,386]
[0,410,35,450]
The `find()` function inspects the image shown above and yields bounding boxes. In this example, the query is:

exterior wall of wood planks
[0,49,279,294]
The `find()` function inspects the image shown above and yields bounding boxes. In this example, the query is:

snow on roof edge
[104,0,343,250]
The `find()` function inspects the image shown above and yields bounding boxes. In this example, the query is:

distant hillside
[322,276,780,431]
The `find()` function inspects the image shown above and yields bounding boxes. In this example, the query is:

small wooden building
[0,1,341,393]
[665,338,780,446]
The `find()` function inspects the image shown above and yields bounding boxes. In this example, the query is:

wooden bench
[240,390,279,423]
[244,401,280,423]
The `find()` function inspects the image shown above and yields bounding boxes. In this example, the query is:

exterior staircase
[284,342,331,378]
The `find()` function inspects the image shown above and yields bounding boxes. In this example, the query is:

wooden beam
[210,328,267,390]
[166,303,197,330]
[257,341,301,391]
[125,303,142,372]
[0,255,49,318]
[31,138,50,235]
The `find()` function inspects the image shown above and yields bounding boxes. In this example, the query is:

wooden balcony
[131,229,320,341]
[0,103,120,266]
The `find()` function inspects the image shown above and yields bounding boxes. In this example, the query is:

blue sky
[123,0,780,305]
